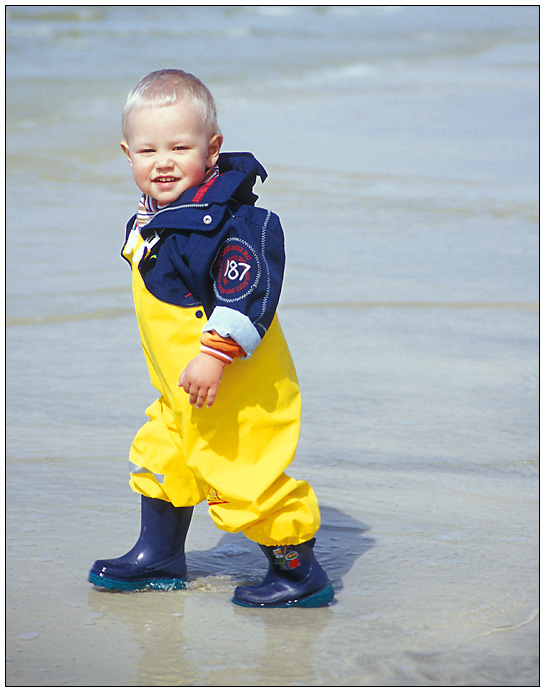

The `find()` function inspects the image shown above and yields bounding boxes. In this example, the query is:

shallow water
[6,6,539,686]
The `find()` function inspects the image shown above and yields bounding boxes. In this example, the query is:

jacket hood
[214,152,268,205]
[184,151,267,206]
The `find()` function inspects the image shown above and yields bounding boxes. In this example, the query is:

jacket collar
[139,152,267,234]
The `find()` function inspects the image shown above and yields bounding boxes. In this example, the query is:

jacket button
[203,214,212,225]
[195,310,204,319]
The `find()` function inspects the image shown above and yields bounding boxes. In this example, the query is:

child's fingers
[205,384,219,408]
[189,385,202,408]
[192,384,219,409]
[192,384,211,409]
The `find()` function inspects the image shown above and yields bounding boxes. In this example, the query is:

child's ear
[120,140,132,165]
[206,134,223,167]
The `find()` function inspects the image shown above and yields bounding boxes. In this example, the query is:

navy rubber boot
[88,495,193,592]
[232,539,334,608]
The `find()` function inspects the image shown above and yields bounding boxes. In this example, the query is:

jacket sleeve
[201,208,286,358]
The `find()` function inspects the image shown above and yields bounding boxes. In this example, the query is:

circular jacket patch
[212,238,261,302]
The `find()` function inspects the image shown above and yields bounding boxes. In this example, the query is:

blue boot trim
[88,569,186,592]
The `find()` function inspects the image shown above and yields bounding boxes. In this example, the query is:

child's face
[121,100,222,205]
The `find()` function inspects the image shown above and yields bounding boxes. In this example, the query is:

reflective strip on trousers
[129,461,165,485]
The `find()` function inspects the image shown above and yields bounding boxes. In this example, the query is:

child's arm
[180,207,284,408]
[201,209,286,360]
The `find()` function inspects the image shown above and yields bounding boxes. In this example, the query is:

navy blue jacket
[123,153,286,354]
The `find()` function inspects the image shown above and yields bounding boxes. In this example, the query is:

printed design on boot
[207,486,229,506]
[272,546,300,570]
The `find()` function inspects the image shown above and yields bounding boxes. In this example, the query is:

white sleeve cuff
[202,306,261,357]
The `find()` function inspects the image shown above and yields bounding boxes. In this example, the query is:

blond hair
[122,69,220,140]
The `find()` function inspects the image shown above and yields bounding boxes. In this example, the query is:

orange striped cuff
[199,331,246,364]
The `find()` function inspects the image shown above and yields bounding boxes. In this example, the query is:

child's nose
[156,153,174,169]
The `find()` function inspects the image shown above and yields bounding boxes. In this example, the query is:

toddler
[88,69,333,608]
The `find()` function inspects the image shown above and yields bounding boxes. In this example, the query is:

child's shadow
[186,505,374,596]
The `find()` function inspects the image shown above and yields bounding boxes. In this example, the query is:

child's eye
[174,146,189,151]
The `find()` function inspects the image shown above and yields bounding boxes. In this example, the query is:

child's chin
[154,190,184,205]
[150,182,185,203]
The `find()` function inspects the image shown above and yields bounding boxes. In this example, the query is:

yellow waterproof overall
[123,232,320,546]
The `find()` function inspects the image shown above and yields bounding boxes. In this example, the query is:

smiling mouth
[153,177,179,183]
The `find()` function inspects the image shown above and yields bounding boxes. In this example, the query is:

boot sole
[88,570,186,592]
[232,581,334,608]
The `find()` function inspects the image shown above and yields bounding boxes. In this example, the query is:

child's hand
[178,353,227,409]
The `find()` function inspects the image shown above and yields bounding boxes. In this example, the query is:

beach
[6,6,539,686]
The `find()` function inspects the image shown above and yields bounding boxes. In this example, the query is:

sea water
[6,6,539,686]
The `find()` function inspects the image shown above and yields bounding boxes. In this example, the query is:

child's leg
[168,316,333,606]
[88,396,205,591]
[203,468,334,608]
[207,472,334,607]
